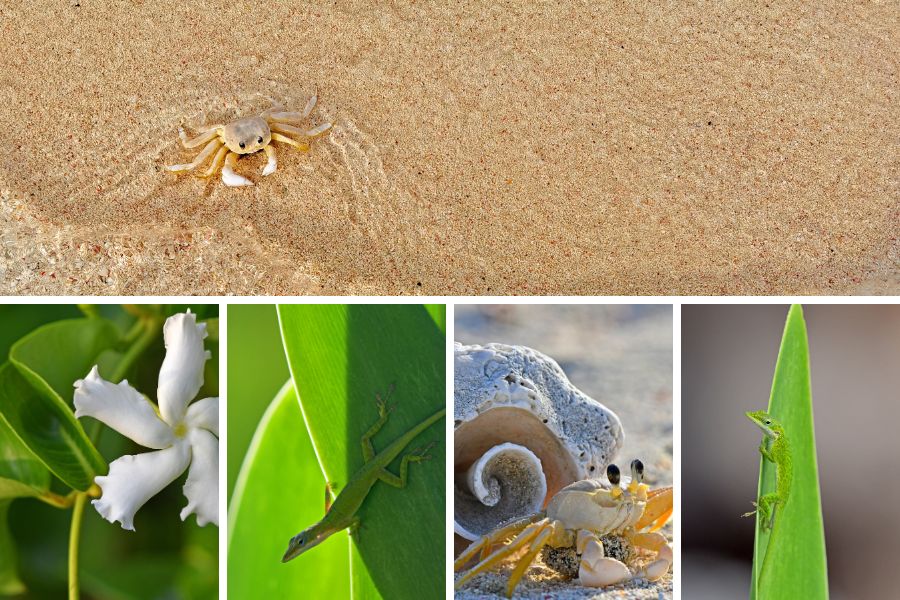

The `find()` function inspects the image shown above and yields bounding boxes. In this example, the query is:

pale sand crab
[165,94,332,187]
[454,460,673,598]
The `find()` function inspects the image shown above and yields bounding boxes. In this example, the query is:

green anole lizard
[282,390,444,563]
[743,410,792,531]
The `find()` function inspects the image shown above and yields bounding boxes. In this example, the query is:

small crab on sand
[165,94,332,187]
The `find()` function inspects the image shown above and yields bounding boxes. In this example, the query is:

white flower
[73,311,219,531]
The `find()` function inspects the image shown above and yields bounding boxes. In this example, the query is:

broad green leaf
[225,305,290,498]
[10,317,121,402]
[750,305,828,599]
[228,382,348,599]
[0,500,26,595]
[278,304,445,600]
[424,304,446,334]
[0,414,50,499]
[0,363,105,491]
[0,305,81,360]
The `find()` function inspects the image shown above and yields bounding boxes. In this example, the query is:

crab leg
[266,94,317,123]
[221,152,253,187]
[200,145,228,178]
[636,486,673,532]
[271,132,310,152]
[454,513,542,570]
[177,127,220,149]
[505,527,554,598]
[262,145,278,176]
[271,122,333,140]
[455,519,548,590]
[166,138,222,172]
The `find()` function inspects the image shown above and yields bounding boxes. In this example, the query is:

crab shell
[546,479,646,535]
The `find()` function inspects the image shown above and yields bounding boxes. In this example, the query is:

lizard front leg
[378,441,435,488]
[361,386,395,461]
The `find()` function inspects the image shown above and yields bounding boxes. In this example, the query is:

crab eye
[606,464,620,485]
[239,141,246,149]
[258,136,263,143]
[631,458,644,474]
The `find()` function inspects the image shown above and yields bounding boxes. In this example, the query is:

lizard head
[282,524,332,562]
[745,410,779,438]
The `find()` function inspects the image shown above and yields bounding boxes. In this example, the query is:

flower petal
[158,311,211,426]
[74,366,174,449]
[181,428,219,527]
[92,441,190,531]
[185,397,219,436]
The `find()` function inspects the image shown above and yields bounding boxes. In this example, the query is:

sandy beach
[1,1,896,295]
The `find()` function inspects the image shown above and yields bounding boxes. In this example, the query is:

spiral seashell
[454,342,624,543]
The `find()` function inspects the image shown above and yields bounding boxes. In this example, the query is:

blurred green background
[0,305,218,600]
[225,305,289,499]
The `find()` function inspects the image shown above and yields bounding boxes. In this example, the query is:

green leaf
[750,305,828,599]
[0,362,105,491]
[0,500,26,595]
[228,382,348,598]
[424,304,446,334]
[10,317,121,402]
[0,305,82,361]
[225,305,290,499]
[278,304,445,600]
[0,413,50,499]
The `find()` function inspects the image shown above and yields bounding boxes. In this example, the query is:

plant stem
[36,490,77,509]
[112,317,161,382]
[68,492,88,600]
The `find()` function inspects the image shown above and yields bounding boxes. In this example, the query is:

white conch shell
[455,443,547,540]
[454,342,624,542]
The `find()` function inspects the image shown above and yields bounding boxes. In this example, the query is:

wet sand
[1,2,897,295]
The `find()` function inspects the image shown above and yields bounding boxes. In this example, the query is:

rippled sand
[1,2,896,294]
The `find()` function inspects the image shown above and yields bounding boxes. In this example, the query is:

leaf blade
[0,362,104,491]
[278,304,445,600]
[751,305,828,599]
[227,382,348,598]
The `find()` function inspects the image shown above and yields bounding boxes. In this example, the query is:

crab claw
[222,153,253,187]
[629,531,672,581]
[579,538,631,587]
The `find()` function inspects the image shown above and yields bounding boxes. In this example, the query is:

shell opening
[454,441,548,540]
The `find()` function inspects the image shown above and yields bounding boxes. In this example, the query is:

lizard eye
[258,136,263,143]
[239,141,246,149]
[765,420,771,425]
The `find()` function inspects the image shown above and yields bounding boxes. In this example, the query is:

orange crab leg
[505,526,554,598]
[454,519,548,590]
[635,486,673,532]
[454,513,541,570]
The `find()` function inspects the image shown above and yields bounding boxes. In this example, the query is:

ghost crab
[165,94,332,187]
[454,459,673,598]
